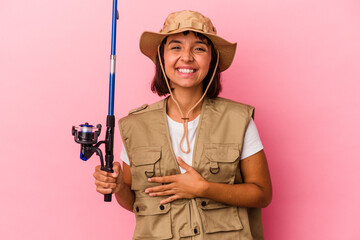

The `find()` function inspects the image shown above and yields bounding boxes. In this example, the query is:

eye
[194,46,209,53]
[171,46,181,50]
[195,47,206,52]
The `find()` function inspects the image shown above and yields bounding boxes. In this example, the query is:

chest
[127,103,248,190]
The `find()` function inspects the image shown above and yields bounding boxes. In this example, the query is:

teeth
[178,68,194,73]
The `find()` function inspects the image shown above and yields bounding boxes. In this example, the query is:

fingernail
[149,193,154,197]
[148,178,151,182]
[145,189,149,193]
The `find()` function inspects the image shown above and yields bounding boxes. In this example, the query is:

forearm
[114,182,135,212]
[200,181,272,208]
[146,153,272,207]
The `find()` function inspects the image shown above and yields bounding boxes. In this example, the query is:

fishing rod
[72,0,119,202]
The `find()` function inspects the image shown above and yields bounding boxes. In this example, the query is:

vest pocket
[133,197,172,239]
[196,198,243,234]
[131,146,161,190]
[202,143,240,183]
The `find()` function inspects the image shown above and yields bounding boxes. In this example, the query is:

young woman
[93,10,272,240]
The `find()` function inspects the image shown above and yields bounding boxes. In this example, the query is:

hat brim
[139,28,237,72]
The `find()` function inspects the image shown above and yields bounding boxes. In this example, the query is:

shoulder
[118,98,166,138]
[128,104,149,114]
[128,99,164,115]
[119,98,166,124]
[207,97,255,117]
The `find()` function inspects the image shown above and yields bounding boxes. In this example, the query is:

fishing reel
[72,123,104,162]
[72,117,115,202]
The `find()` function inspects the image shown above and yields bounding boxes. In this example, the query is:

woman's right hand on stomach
[93,162,124,195]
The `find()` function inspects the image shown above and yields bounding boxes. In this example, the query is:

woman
[93,10,272,240]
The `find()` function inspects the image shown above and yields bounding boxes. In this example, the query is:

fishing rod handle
[101,165,114,202]
[105,193,112,202]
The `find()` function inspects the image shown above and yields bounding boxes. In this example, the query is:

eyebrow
[168,40,208,45]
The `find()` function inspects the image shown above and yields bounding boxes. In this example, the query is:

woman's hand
[145,157,208,204]
[93,162,124,195]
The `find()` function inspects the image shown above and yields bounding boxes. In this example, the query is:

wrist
[198,179,210,198]
[114,180,127,194]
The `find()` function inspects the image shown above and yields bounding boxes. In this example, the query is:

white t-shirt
[120,115,263,173]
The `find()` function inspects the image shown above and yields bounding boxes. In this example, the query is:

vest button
[159,204,165,210]
[201,201,207,207]
[194,228,198,234]
[135,206,139,212]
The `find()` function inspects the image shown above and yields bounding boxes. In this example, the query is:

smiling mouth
[177,68,197,73]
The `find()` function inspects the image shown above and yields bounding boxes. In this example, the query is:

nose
[180,48,194,62]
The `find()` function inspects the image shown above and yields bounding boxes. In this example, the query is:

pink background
[1,0,359,239]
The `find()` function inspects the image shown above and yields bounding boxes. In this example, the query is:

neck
[167,87,204,122]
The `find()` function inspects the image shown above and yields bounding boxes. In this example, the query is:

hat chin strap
[157,45,219,154]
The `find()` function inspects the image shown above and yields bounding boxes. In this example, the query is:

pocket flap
[205,145,239,163]
[132,147,161,166]
[196,198,231,210]
[196,198,243,233]
[133,197,170,216]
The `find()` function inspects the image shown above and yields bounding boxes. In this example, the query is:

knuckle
[114,162,120,169]
[94,180,100,186]
[96,187,104,194]
[108,176,116,183]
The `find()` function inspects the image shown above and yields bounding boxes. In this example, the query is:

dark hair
[151,31,221,98]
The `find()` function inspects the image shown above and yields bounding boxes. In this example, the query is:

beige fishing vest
[118,97,264,240]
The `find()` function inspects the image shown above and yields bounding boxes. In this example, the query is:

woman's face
[163,31,212,92]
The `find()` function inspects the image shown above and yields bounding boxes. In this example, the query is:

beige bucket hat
[139,10,237,72]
